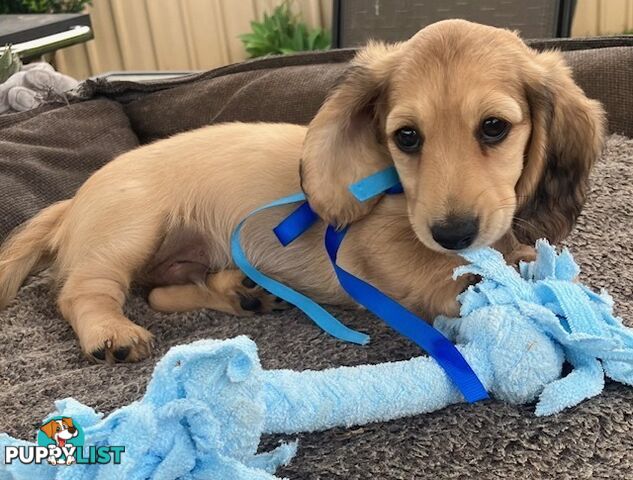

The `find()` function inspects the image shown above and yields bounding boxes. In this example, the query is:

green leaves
[239,1,331,58]
[0,46,22,84]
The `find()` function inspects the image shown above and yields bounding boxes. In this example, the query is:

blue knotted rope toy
[2,240,633,480]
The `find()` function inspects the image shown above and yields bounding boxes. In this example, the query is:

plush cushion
[123,63,348,143]
[0,100,139,241]
[80,51,355,143]
[564,46,633,138]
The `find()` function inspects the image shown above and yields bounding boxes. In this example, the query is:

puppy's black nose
[68,427,76,434]
[430,216,479,250]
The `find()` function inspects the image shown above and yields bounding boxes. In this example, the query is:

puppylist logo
[4,416,125,466]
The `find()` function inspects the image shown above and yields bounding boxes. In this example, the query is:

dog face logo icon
[40,418,78,448]
[37,417,83,465]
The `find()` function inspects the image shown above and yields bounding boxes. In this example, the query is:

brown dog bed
[1,40,633,479]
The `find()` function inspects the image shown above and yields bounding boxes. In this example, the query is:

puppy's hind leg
[148,269,288,315]
[58,269,154,363]
[57,225,160,363]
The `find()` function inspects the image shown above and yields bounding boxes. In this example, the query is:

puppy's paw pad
[83,321,154,364]
[208,269,289,316]
[91,347,107,362]
[238,293,262,312]
[233,290,290,315]
[113,346,131,362]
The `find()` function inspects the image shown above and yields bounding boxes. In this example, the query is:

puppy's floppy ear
[61,417,74,428]
[514,50,606,244]
[300,41,402,226]
[40,420,57,439]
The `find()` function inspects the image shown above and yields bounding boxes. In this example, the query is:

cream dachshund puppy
[0,20,605,363]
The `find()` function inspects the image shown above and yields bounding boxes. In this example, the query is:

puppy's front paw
[82,317,154,364]
[65,455,75,465]
[505,244,537,266]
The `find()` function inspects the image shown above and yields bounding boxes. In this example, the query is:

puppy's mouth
[58,438,67,447]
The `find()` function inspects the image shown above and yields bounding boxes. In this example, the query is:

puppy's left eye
[394,127,422,153]
[480,117,510,144]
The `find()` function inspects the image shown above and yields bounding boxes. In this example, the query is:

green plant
[0,0,92,14]
[0,46,22,84]
[240,1,330,58]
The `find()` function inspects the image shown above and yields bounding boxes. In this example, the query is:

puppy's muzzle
[430,215,479,250]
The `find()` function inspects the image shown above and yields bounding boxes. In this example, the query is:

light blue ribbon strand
[230,192,370,345]
[348,165,402,201]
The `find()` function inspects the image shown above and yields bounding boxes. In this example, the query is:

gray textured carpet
[1,135,633,479]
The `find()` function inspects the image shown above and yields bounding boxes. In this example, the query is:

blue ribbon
[273,167,401,246]
[348,165,402,201]
[230,192,369,345]
[273,202,319,247]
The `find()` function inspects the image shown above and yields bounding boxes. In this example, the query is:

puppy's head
[301,19,605,251]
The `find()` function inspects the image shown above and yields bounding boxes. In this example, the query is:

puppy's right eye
[480,117,510,144]
[394,127,422,153]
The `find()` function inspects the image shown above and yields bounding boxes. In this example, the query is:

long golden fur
[0,20,605,363]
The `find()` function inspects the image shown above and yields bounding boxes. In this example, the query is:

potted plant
[240,0,330,58]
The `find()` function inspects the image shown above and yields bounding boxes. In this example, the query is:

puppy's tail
[0,200,70,309]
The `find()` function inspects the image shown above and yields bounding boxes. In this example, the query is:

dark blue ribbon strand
[324,225,489,403]
[273,201,319,247]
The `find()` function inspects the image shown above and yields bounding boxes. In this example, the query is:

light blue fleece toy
[2,240,633,479]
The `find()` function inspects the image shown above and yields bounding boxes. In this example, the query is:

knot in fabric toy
[436,239,633,415]
[1,337,296,480]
